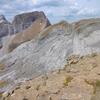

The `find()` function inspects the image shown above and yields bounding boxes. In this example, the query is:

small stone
[36,93,48,100]
[15,86,20,90]
[79,56,84,59]
[23,97,28,100]
[35,85,40,91]
[36,93,39,97]
[68,59,78,65]
[25,85,31,89]
[48,96,52,100]
[42,75,48,80]
[9,90,14,95]
[2,92,10,98]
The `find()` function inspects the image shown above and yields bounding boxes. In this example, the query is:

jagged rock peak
[12,11,51,33]
[0,15,8,24]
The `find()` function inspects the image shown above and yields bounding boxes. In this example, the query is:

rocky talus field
[1,53,100,100]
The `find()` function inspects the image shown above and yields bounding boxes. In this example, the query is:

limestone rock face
[73,18,100,55]
[12,11,50,33]
[0,15,12,38]
[0,15,8,24]
[1,18,100,93]
[0,11,50,39]
[7,15,51,52]
[0,11,51,53]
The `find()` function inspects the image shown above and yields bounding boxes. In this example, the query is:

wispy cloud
[0,0,100,23]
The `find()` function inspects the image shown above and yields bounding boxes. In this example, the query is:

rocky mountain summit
[0,11,50,55]
[12,11,50,34]
[0,11,50,52]
[0,15,11,37]
[0,15,8,24]
[0,16,100,100]
[7,15,50,52]
[0,11,50,38]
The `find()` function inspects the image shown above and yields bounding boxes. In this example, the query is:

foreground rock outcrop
[1,53,100,100]
[0,18,100,95]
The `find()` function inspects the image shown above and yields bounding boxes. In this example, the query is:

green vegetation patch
[63,76,73,86]
[0,80,8,88]
[85,79,100,94]
[0,63,5,70]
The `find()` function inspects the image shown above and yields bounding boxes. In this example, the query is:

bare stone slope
[0,18,100,95]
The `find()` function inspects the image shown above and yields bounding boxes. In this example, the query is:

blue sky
[0,0,100,23]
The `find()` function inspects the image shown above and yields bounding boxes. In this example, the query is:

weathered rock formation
[0,39,2,49]
[0,11,50,38]
[0,15,12,38]
[12,11,50,33]
[0,18,100,94]
[7,15,50,52]
[0,15,8,24]
[0,11,50,53]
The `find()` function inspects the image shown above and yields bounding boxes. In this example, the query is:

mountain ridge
[0,17,100,98]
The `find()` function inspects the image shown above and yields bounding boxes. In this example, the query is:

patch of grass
[0,63,5,70]
[0,93,3,98]
[63,76,73,86]
[85,79,94,86]
[85,79,100,94]
[0,80,8,88]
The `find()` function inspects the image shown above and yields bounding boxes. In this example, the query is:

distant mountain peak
[0,15,8,24]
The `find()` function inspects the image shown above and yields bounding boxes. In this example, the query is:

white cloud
[77,8,97,15]
[0,0,100,23]
[32,0,37,4]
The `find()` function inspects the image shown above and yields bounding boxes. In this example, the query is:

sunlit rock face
[73,18,100,55]
[0,18,100,92]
